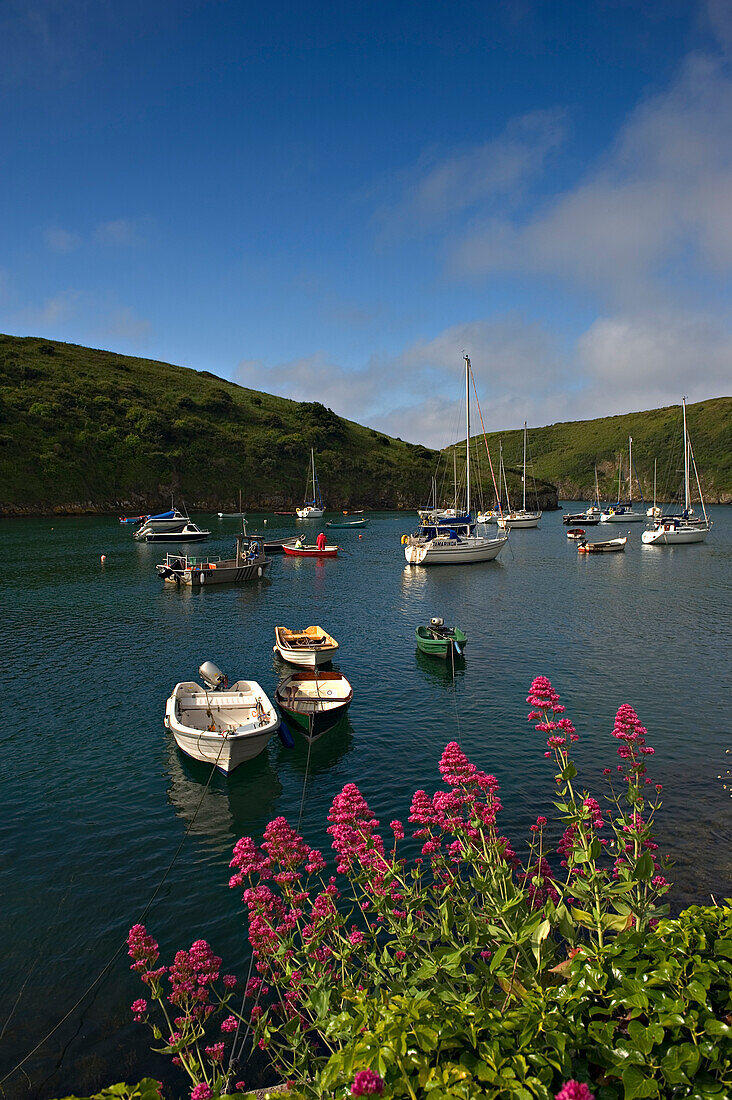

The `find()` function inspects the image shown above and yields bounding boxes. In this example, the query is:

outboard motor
[430,616,447,637]
[199,661,227,690]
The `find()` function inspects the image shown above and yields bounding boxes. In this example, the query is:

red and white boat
[282,543,339,558]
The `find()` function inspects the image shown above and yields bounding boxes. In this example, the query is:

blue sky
[1,0,730,445]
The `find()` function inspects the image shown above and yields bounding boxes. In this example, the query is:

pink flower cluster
[168,939,223,1021]
[612,704,655,777]
[555,1081,595,1100]
[352,1069,385,1095]
[526,677,578,755]
[327,784,385,877]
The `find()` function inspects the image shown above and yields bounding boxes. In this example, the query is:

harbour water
[2,507,730,1097]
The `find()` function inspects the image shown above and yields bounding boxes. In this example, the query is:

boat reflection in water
[415,646,467,689]
[273,715,355,779]
[165,744,283,853]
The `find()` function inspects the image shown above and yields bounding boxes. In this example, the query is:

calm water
[2,508,731,1097]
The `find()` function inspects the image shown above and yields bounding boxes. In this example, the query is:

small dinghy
[577,535,628,553]
[416,617,467,659]
[282,542,339,557]
[274,625,339,667]
[326,518,369,528]
[250,534,300,554]
[164,662,279,773]
[275,669,353,741]
[567,528,586,540]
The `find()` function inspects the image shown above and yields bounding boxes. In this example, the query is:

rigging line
[226,950,257,1076]
[1,738,227,1090]
[469,369,502,516]
[449,643,462,749]
[297,711,316,833]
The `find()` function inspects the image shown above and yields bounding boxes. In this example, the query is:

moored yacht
[642,399,712,546]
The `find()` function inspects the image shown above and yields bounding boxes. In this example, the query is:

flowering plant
[130,678,676,1098]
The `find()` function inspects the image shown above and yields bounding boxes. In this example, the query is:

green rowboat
[415,619,467,659]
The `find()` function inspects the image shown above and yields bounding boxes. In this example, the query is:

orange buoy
[100,554,107,562]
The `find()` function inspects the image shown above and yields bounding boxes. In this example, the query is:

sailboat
[218,489,246,518]
[642,399,713,546]
[402,356,508,565]
[296,449,325,519]
[477,441,502,524]
[563,467,602,526]
[497,422,542,529]
[600,437,645,522]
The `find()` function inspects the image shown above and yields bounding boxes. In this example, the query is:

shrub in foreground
[124,679,731,1098]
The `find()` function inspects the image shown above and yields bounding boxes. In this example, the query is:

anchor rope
[0,736,227,1090]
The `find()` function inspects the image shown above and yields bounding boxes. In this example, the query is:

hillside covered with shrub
[0,335,441,514]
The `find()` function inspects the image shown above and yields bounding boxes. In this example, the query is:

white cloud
[449,52,732,306]
[94,219,143,247]
[44,226,80,252]
[96,306,152,344]
[375,109,566,240]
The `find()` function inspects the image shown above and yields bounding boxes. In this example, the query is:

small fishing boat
[282,542,339,558]
[164,662,279,773]
[343,509,364,514]
[218,490,246,518]
[275,669,353,741]
[567,528,586,540]
[415,618,467,659]
[326,518,369,528]
[274,625,339,667]
[577,535,628,553]
[274,511,296,515]
[156,533,270,585]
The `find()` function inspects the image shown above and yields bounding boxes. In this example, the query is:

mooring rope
[0,736,228,1090]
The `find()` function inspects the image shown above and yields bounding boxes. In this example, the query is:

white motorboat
[577,535,628,553]
[642,399,713,546]
[296,448,325,518]
[132,505,210,542]
[497,421,542,529]
[600,437,646,522]
[164,662,279,773]
[403,356,508,566]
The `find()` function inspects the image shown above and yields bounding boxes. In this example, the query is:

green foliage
[310,903,732,1100]
[54,1080,163,1100]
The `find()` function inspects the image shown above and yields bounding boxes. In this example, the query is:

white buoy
[100,554,107,562]
[264,518,268,525]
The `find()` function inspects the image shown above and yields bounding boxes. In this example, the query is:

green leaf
[635,851,655,881]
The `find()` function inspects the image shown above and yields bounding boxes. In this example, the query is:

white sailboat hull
[600,510,645,523]
[641,524,711,545]
[497,511,541,529]
[296,507,324,518]
[405,534,508,565]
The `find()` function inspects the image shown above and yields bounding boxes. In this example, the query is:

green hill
[446,398,731,507]
[0,335,440,514]
[0,334,729,514]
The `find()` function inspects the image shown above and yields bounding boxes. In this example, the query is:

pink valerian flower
[526,676,565,713]
[190,1085,212,1100]
[127,925,161,974]
[390,820,405,841]
[583,797,604,830]
[130,998,147,1022]
[349,928,365,945]
[205,1041,224,1062]
[555,1082,596,1100]
[612,704,655,777]
[168,940,222,1019]
[352,1069,385,1095]
[518,856,559,908]
[652,875,668,889]
[229,836,272,887]
[221,1015,238,1032]
[327,784,385,876]
[222,973,237,988]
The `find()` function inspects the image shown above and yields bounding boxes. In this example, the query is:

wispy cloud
[375,109,567,241]
[44,226,80,252]
[94,219,144,247]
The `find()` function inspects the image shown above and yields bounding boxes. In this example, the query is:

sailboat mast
[464,355,471,517]
[522,421,527,511]
[628,436,633,507]
[683,397,690,512]
[311,448,316,503]
[653,459,657,515]
[594,466,600,509]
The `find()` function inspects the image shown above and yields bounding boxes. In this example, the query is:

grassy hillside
[0,335,439,513]
[1,334,728,514]
[448,397,732,506]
